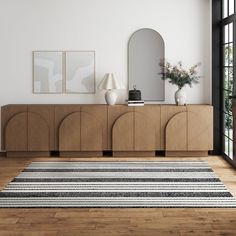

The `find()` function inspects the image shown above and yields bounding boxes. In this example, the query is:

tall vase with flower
[160,61,201,105]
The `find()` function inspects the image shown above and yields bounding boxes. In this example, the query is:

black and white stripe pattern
[0,161,236,208]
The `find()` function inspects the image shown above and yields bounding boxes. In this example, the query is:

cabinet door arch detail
[59,111,103,151]
[112,112,134,151]
[5,112,28,151]
[59,112,81,151]
[165,112,188,151]
[165,110,212,151]
[112,111,156,151]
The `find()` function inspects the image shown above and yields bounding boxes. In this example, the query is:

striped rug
[0,161,236,208]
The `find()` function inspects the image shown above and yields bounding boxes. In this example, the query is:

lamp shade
[98,73,124,90]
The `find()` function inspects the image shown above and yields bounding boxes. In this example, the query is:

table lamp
[98,73,123,105]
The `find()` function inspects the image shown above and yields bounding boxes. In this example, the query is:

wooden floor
[0,156,236,236]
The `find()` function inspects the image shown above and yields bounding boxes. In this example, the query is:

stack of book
[127,100,144,106]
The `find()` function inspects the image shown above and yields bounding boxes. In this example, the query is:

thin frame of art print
[65,51,95,94]
[33,51,63,94]
[33,51,95,94]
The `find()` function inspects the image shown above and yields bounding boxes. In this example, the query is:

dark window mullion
[223,109,234,114]
[223,110,234,116]
[223,133,234,141]
[222,42,230,46]
[222,13,234,23]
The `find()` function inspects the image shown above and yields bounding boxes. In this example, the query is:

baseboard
[113,151,156,157]
[0,152,6,157]
[165,151,208,157]
[60,151,103,157]
[6,151,51,157]
[3,150,209,158]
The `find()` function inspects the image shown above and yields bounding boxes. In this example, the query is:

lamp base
[105,90,117,105]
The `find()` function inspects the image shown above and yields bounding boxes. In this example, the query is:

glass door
[222,0,235,161]
[222,20,234,160]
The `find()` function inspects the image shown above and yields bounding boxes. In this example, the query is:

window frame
[220,0,236,166]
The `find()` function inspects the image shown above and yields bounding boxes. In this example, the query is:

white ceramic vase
[175,87,186,105]
[105,90,117,105]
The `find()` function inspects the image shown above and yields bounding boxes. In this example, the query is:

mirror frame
[128,28,165,101]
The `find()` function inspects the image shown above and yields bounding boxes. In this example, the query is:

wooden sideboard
[1,104,213,157]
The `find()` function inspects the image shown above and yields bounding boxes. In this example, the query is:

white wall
[0,0,212,150]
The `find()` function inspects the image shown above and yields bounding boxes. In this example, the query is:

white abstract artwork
[33,51,95,94]
[65,51,95,93]
[33,51,63,93]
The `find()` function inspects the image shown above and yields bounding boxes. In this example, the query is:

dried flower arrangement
[160,61,201,89]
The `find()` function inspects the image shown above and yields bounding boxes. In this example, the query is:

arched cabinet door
[59,111,103,152]
[112,112,134,151]
[160,105,187,149]
[5,112,28,151]
[165,109,212,152]
[165,112,188,151]
[28,105,54,150]
[187,111,211,151]
[134,112,156,151]
[59,112,81,151]
[28,112,50,151]
[81,111,103,151]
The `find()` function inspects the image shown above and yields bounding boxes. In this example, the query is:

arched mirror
[128,28,165,101]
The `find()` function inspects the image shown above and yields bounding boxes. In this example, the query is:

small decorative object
[174,88,186,106]
[98,73,124,105]
[128,86,144,106]
[127,100,144,106]
[128,85,142,101]
[160,61,200,105]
